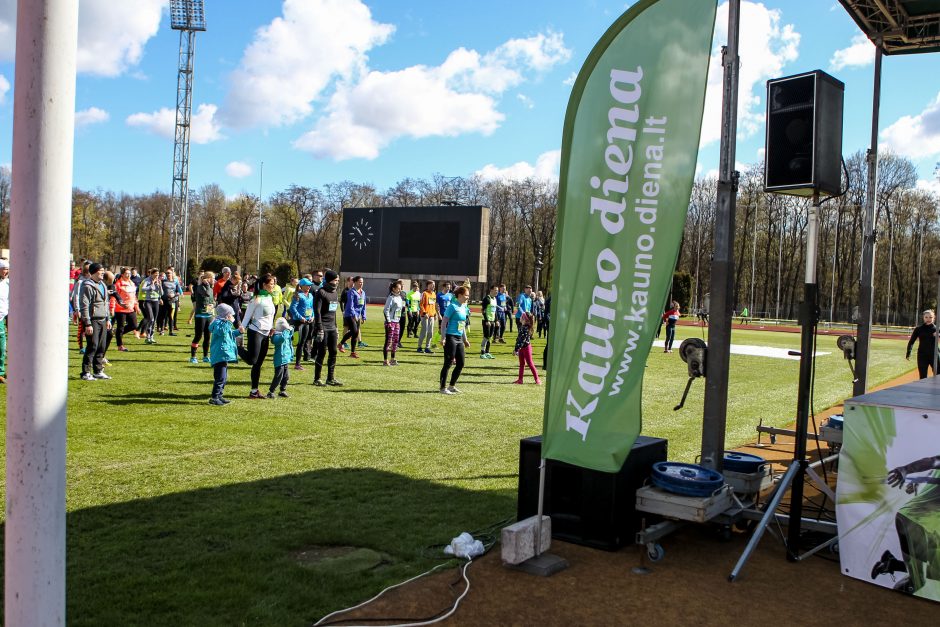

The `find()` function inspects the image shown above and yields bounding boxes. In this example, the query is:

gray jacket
[79,279,110,323]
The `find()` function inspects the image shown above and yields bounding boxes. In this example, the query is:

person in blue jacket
[289,278,315,369]
[268,317,294,398]
[208,303,242,406]
[339,276,366,358]
[516,285,533,321]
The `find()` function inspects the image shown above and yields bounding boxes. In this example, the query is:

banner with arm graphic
[542,0,716,472]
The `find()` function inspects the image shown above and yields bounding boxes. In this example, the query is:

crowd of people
[67,260,552,402]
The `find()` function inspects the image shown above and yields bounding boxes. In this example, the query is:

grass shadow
[2,468,516,625]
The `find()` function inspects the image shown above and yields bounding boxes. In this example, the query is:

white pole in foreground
[6,1,78,624]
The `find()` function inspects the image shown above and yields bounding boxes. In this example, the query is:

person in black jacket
[906,309,939,379]
[312,270,343,386]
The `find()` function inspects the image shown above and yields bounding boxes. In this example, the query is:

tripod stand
[729,193,839,581]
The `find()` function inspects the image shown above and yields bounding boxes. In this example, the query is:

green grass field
[0,307,915,625]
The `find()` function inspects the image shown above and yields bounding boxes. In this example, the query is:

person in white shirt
[238,272,277,399]
[382,280,405,366]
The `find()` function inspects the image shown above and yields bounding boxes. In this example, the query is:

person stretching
[417,280,438,354]
[268,317,293,398]
[339,276,366,358]
[312,270,342,386]
[239,273,277,399]
[513,312,541,384]
[190,271,216,363]
[383,280,405,366]
[480,285,498,359]
[439,286,470,395]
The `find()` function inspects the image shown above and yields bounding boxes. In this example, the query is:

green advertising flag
[542,0,716,472]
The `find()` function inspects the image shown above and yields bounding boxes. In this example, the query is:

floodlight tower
[168,0,206,282]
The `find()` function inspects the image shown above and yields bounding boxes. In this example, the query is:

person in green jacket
[480,284,498,359]
[190,271,216,363]
[405,280,421,338]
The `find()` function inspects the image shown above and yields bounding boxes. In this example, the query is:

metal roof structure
[839,0,940,54]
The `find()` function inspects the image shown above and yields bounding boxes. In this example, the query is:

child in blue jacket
[208,303,242,405]
[268,317,294,398]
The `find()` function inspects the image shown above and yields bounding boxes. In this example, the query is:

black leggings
[481,320,494,354]
[917,353,936,379]
[407,311,420,337]
[665,322,676,351]
[238,329,270,390]
[497,314,506,339]
[140,300,159,338]
[314,329,338,381]
[294,321,311,365]
[192,317,212,358]
[157,298,172,331]
[114,312,137,347]
[340,317,360,352]
[440,335,466,388]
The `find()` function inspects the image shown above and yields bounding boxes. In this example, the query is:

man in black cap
[312,269,342,386]
[79,262,112,380]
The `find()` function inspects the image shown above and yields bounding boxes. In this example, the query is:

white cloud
[700,1,800,146]
[0,73,8,104]
[829,34,874,71]
[0,0,164,77]
[225,161,253,178]
[221,0,395,128]
[563,72,577,86]
[476,150,561,182]
[880,92,940,159]
[517,94,534,109]
[126,104,224,144]
[75,107,109,128]
[916,178,940,198]
[295,31,570,160]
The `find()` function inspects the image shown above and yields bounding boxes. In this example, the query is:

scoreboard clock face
[348,217,375,250]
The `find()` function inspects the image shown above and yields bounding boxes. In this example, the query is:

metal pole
[935,272,939,377]
[829,221,839,324]
[701,0,740,472]
[915,220,923,323]
[750,203,757,315]
[776,206,784,319]
[257,161,263,274]
[534,244,543,295]
[693,210,703,311]
[886,229,894,327]
[854,44,882,397]
[6,0,78,623]
[787,192,820,560]
[535,459,546,557]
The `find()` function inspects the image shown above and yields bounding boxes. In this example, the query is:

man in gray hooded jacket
[79,262,112,380]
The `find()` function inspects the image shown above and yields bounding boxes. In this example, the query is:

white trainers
[447,386,461,394]
[440,387,454,395]
[94,372,112,380]
[81,372,96,381]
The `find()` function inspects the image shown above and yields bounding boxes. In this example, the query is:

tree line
[3,150,936,325]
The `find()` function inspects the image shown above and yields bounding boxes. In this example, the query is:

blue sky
[0,0,938,197]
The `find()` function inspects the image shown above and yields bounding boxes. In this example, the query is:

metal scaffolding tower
[168,1,206,281]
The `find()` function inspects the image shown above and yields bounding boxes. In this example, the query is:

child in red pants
[513,312,541,384]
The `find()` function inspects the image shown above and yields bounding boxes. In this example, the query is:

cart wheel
[829,541,839,555]
[719,525,733,541]
[734,519,755,533]
[647,543,665,563]
[770,434,777,445]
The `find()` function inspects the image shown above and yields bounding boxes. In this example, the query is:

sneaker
[248,390,265,399]
[480,354,487,359]
[278,391,289,398]
[118,346,130,352]
[440,387,454,395]
[101,358,110,366]
[389,360,399,366]
[202,356,211,363]
[447,386,461,394]
[341,343,349,350]
[513,379,523,385]
[424,348,434,354]
[79,348,86,354]
[349,352,360,359]
[382,361,390,366]
[219,397,232,405]
[486,353,495,359]
[338,346,346,353]
[313,379,325,386]
[190,357,199,364]
[326,379,343,386]
[169,332,177,336]
[294,364,305,371]
[133,331,141,339]
[359,341,370,348]
[534,379,543,385]
[265,392,276,399]
[81,372,96,381]
[209,397,225,406]
[416,348,424,353]
[93,372,112,380]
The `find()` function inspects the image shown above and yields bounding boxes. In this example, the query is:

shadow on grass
[0,469,515,626]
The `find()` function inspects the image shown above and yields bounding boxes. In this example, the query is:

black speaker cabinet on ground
[764,70,844,197]
[517,435,667,551]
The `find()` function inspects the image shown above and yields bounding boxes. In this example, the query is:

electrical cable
[315,558,474,627]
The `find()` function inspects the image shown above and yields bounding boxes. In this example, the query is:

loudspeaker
[764,70,844,197]
[517,435,668,551]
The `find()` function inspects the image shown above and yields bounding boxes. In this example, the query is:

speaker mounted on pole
[764,70,844,197]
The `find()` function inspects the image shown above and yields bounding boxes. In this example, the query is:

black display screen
[398,222,460,258]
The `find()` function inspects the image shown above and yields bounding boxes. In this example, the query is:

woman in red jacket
[113,267,140,352]
[662,301,680,353]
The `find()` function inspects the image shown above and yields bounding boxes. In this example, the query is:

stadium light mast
[168,0,206,283]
